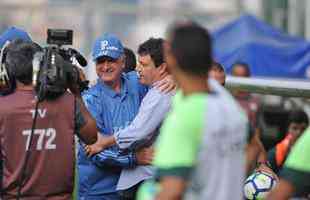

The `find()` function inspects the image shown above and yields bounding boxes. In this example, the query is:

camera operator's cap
[92,33,124,61]
[0,26,32,48]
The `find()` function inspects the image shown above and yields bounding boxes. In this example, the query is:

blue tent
[213,14,310,79]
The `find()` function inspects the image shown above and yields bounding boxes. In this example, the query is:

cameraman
[0,27,32,194]
[0,39,97,199]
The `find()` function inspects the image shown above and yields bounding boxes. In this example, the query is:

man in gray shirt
[85,37,174,200]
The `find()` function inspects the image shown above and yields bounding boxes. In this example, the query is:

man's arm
[75,95,97,144]
[90,147,137,168]
[69,69,97,145]
[245,135,261,174]
[255,129,268,163]
[246,128,276,177]
[81,91,144,168]
[266,179,294,200]
[80,94,138,168]
[155,176,187,200]
[115,90,172,150]
[90,145,153,168]
[254,129,276,175]
[84,90,172,156]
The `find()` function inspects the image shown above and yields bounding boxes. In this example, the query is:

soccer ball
[244,171,277,200]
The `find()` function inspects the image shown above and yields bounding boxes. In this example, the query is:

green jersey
[151,79,248,200]
[153,90,206,176]
[137,90,206,200]
[280,128,310,196]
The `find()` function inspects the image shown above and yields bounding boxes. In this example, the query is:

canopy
[213,14,310,79]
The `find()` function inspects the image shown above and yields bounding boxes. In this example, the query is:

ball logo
[101,40,109,50]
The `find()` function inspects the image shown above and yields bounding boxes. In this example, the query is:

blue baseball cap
[0,26,32,48]
[92,33,124,61]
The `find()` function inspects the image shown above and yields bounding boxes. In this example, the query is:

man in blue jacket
[78,33,154,200]
[84,38,174,200]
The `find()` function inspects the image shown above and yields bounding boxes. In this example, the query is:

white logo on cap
[101,40,109,50]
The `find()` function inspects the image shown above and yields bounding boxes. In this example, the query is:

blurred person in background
[209,61,269,175]
[231,62,261,131]
[148,21,247,200]
[78,33,174,200]
[84,37,174,200]
[267,109,309,174]
[123,47,137,73]
[231,62,271,174]
[0,39,97,199]
[208,61,225,86]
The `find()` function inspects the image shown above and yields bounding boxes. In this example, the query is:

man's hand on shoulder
[154,75,176,93]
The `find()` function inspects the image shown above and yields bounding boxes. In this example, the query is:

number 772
[22,128,56,151]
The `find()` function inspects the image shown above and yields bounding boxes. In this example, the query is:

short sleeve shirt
[152,79,247,200]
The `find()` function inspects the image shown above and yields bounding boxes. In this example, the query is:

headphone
[0,41,16,96]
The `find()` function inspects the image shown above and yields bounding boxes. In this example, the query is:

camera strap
[16,97,40,200]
